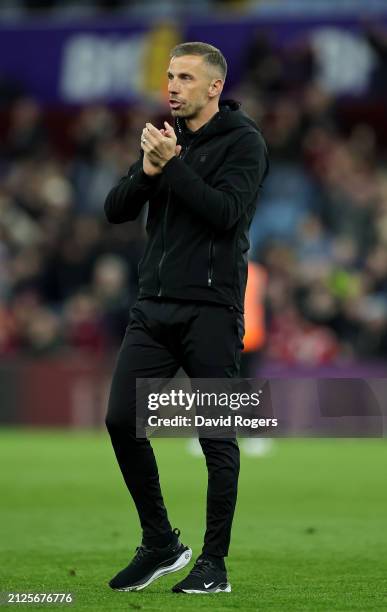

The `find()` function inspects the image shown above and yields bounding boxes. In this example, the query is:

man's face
[167,55,217,119]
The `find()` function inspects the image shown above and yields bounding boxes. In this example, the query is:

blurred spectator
[23,305,62,357]
[7,98,47,160]
[92,254,132,343]
[63,291,107,355]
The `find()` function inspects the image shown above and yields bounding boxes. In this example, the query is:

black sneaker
[109,528,192,591]
[172,556,231,594]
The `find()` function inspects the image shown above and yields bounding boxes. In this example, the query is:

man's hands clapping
[141,121,182,176]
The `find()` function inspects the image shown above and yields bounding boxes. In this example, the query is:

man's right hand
[142,126,164,177]
[141,125,181,176]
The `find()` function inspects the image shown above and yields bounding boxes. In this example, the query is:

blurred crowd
[0,102,147,356]
[238,33,387,365]
[1,31,387,365]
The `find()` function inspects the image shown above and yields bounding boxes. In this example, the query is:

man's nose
[168,79,180,94]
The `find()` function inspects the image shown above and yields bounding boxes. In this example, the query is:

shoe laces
[190,557,214,578]
[133,527,180,562]
[132,545,151,564]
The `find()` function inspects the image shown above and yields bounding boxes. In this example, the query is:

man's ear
[208,79,223,99]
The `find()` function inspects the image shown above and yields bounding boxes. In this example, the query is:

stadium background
[1,2,386,610]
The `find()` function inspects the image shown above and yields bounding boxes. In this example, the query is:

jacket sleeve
[104,155,161,224]
[161,130,269,232]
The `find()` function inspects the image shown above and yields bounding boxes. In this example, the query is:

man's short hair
[169,42,227,81]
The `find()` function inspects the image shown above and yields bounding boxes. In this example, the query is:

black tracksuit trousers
[105,297,244,558]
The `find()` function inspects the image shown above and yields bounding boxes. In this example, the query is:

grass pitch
[0,430,386,611]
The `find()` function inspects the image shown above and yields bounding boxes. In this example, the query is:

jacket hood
[218,98,260,132]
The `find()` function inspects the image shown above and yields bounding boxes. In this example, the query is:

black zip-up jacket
[104,100,269,312]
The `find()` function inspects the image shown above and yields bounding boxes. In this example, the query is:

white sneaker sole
[116,548,193,592]
[180,583,232,594]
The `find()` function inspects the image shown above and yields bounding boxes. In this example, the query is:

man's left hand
[141,122,180,169]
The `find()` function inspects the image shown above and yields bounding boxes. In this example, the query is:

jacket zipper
[208,236,214,287]
[157,187,171,296]
[176,118,217,289]
[157,137,192,296]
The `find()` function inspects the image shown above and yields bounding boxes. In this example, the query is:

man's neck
[185,104,219,133]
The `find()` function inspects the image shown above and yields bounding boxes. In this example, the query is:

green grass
[0,430,386,611]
